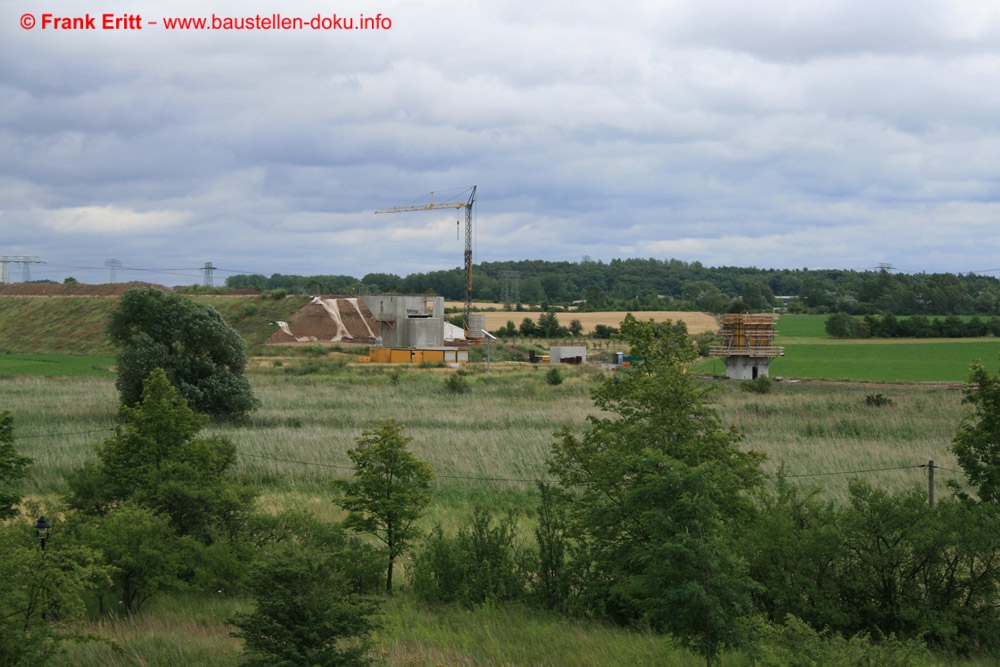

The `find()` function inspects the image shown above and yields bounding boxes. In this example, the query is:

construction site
[709,313,785,380]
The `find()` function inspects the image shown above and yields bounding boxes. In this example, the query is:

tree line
[827,312,1000,339]
[225,261,1000,316]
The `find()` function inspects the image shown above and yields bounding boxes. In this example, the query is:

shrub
[444,372,470,394]
[865,393,893,407]
[741,375,773,394]
[412,507,528,606]
[230,546,381,667]
[545,367,564,386]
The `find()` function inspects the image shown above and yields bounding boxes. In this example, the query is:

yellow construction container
[362,347,469,364]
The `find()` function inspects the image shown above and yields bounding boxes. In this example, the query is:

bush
[865,393,893,407]
[545,367,563,386]
[755,615,928,667]
[230,546,381,667]
[444,372,470,394]
[412,507,529,607]
[741,375,773,394]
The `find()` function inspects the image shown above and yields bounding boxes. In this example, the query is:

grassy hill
[0,294,310,356]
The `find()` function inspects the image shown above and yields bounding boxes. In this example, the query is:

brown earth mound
[266,296,378,344]
[0,281,169,297]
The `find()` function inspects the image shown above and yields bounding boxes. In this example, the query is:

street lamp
[34,516,52,551]
[481,330,496,372]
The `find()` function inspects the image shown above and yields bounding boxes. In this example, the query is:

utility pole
[927,459,935,508]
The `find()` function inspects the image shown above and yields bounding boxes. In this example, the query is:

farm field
[689,314,1000,382]
[0,354,116,377]
[694,339,1000,382]
[443,303,720,335]
[0,360,986,665]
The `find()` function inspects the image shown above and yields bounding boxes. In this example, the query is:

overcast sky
[3,0,999,286]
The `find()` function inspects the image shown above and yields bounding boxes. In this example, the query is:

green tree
[547,314,764,653]
[569,319,584,337]
[412,507,529,607]
[494,319,518,338]
[952,361,1000,504]
[583,284,609,311]
[741,281,767,310]
[825,312,857,338]
[336,420,434,593]
[0,411,32,520]
[537,311,561,338]
[519,317,538,338]
[109,287,259,418]
[79,503,188,614]
[798,276,831,310]
[231,546,381,667]
[0,521,108,665]
[65,368,257,542]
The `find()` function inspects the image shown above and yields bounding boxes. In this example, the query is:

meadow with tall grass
[1,356,988,666]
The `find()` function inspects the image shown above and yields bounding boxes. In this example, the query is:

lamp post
[481,330,496,372]
[34,515,51,551]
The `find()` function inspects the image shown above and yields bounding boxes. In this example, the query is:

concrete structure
[361,295,445,348]
[550,346,587,364]
[709,314,785,380]
[467,313,486,339]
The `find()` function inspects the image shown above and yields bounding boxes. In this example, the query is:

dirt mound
[0,282,169,297]
[266,296,378,344]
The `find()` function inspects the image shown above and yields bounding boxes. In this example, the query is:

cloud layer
[3,0,999,285]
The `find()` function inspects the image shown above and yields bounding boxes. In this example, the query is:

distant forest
[224,258,1000,316]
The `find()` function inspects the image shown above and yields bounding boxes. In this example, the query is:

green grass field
[696,339,1000,382]
[0,354,117,377]
[774,313,829,339]
[690,314,1000,382]
[0,294,308,355]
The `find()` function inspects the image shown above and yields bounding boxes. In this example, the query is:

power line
[238,451,537,484]
[13,427,115,440]
[7,427,967,487]
[784,465,925,479]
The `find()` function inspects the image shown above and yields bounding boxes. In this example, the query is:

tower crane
[375,185,477,331]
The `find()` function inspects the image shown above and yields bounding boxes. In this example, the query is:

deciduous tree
[65,368,256,542]
[336,420,434,593]
[109,287,259,418]
[952,361,1000,504]
[0,411,32,520]
[547,314,765,654]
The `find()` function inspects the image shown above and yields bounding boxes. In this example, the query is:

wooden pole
[928,460,935,509]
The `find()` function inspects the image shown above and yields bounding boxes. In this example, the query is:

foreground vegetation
[4,312,1000,665]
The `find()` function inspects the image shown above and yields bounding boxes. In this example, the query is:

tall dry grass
[715,380,965,502]
[0,364,971,507]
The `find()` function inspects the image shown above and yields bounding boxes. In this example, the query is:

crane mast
[375,185,477,331]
